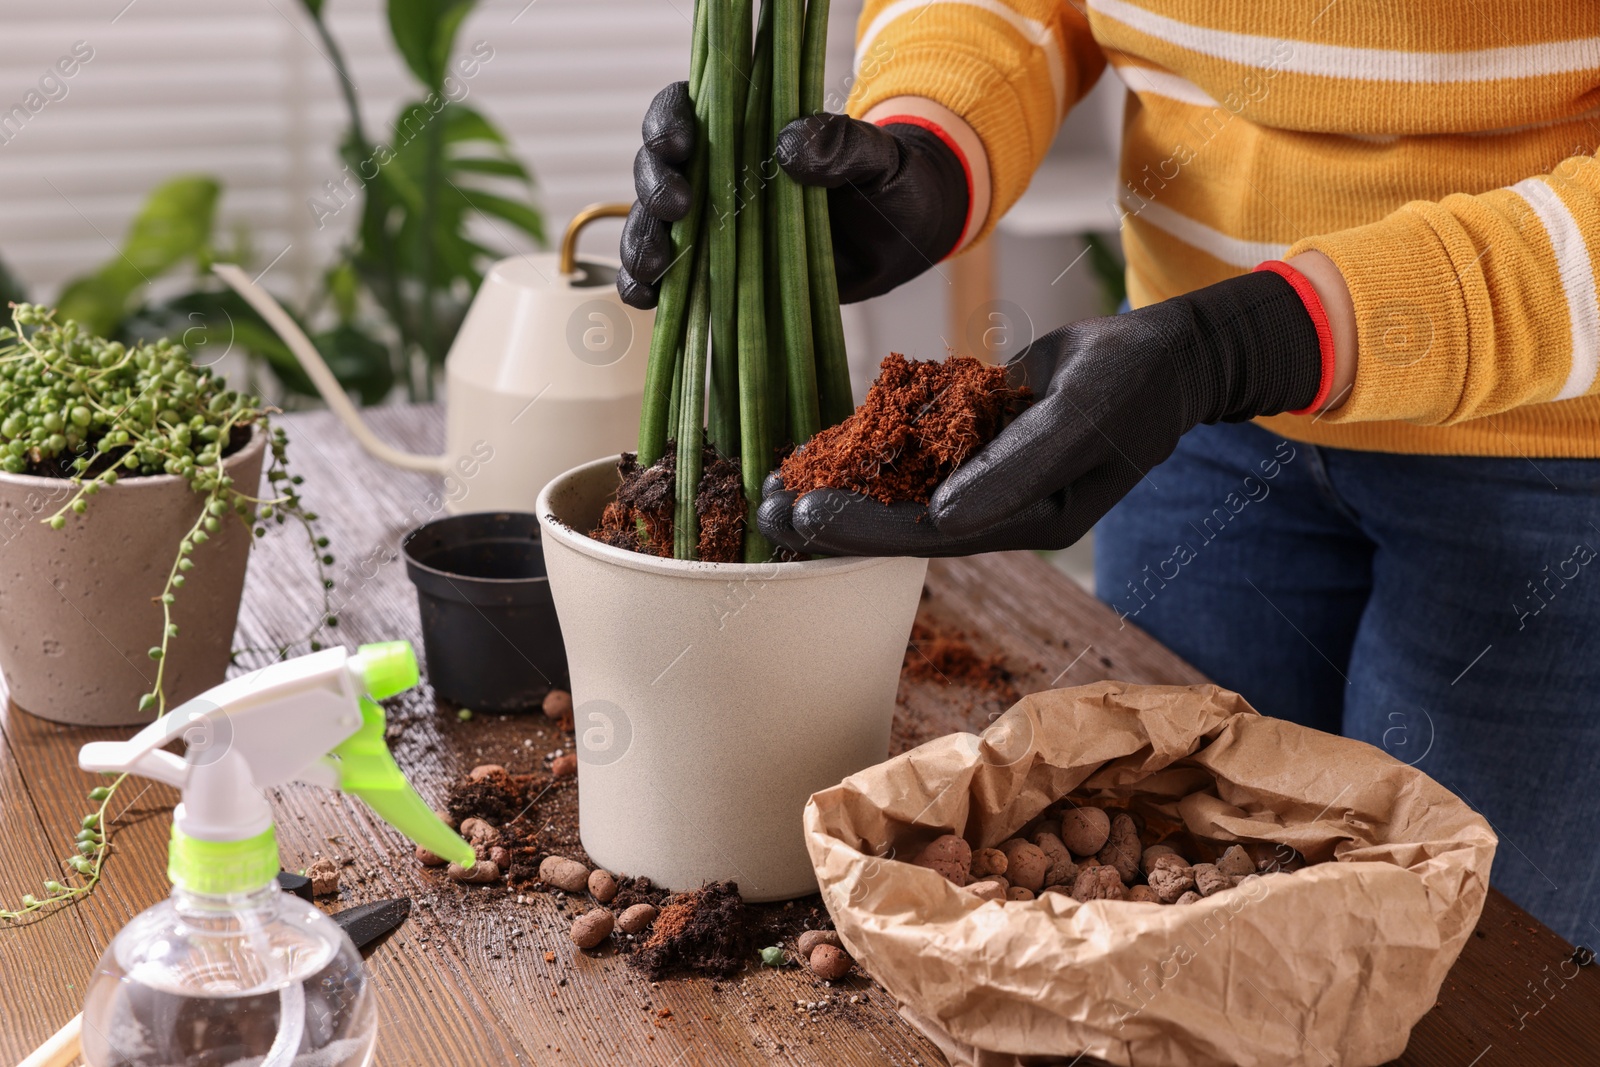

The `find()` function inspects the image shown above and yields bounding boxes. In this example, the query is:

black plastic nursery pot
[403,511,568,712]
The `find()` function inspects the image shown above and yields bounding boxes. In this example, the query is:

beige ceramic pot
[0,427,265,725]
[538,457,927,901]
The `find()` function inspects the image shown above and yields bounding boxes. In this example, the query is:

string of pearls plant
[0,303,334,923]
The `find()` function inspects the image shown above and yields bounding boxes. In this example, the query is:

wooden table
[2,406,1593,1066]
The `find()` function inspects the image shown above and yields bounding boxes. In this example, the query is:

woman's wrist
[861,95,991,252]
[1285,250,1357,411]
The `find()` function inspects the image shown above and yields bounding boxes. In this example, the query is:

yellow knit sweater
[847,0,1600,456]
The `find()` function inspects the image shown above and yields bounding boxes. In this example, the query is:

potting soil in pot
[590,441,745,562]
[779,353,1028,506]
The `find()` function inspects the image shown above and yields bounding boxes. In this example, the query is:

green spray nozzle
[334,688,475,869]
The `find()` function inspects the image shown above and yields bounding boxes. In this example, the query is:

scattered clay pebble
[1007,887,1035,901]
[589,868,618,904]
[1097,814,1142,883]
[964,878,1007,902]
[912,834,972,886]
[970,848,1008,878]
[998,839,1049,893]
[489,846,511,870]
[539,855,590,892]
[1127,885,1161,904]
[458,817,502,848]
[468,763,506,781]
[416,845,447,867]
[809,944,853,980]
[1175,891,1203,906]
[1142,843,1181,871]
[1217,845,1256,879]
[571,907,614,949]
[1148,864,1196,904]
[305,858,340,896]
[1147,852,1191,875]
[617,903,658,934]
[1194,863,1231,897]
[543,689,573,720]
[1060,807,1111,857]
[796,930,842,959]
[447,860,501,884]
[1071,865,1124,902]
[1031,831,1078,887]
[551,753,578,778]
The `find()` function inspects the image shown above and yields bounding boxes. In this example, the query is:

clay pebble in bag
[804,682,1496,1067]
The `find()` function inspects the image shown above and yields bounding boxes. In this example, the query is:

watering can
[214,203,650,513]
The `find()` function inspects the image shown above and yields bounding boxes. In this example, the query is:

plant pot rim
[402,510,552,591]
[538,455,912,580]
[0,422,267,491]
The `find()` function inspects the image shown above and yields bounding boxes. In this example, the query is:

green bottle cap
[355,641,420,700]
[169,825,279,895]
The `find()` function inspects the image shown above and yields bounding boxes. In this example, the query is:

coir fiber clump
[591,441,745,562]
[779,353,1028,506]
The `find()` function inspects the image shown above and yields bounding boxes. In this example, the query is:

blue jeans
[1095,419,1600,946]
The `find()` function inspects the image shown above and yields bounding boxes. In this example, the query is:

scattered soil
[779,353,1028,506]
[903,621,1019,703]
[591,441,745,562]
[633,882,753,979]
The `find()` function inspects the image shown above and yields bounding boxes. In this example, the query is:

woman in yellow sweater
[621,1,1600,944]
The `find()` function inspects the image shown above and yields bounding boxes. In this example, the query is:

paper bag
[804,682,1496,1067]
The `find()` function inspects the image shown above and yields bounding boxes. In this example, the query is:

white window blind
[0,0,832,304]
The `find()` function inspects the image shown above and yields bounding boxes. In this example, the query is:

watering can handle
[210,263,449,475]
[559,203,632,276]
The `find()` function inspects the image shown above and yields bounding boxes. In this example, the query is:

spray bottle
[73,641,473,1067]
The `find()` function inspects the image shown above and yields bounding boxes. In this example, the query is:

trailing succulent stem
[0,304,333,922]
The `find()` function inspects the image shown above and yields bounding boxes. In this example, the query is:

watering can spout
[211,263,450,475]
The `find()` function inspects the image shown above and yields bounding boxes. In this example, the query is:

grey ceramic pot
[0,427,265,725]
[537,456,928,901]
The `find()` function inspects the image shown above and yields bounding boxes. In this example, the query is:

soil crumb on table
[904,620,1019,703]
[779,353,1028,506]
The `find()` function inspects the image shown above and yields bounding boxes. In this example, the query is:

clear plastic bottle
[80,884,376,1067]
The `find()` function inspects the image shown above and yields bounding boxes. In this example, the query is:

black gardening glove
[758,269,1326,557]
[618,86,969,308]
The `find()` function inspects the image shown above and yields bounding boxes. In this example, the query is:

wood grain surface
[1,405,1592,1066]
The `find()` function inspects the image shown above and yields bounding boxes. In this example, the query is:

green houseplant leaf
[57,176,219,337]
[387,0,475,91]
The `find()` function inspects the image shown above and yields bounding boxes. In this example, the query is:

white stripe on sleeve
[1511,178,1600,401]
[1090,0,1600,84]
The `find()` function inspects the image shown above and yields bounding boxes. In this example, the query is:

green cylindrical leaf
[705,0,748,459]
[674,237,712,560]
[638,0,713,467]
[737,0,777,562]
[800,0,853,429]
[771,0,820,446]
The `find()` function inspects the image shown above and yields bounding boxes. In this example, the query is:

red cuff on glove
[874,114,973,259]
[1254,259,1335,415]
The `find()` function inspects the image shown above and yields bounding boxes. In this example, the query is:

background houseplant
[0,304,330,922]
[36,0,544,408]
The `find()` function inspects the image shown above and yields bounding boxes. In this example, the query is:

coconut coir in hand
[779,353,1027,506]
